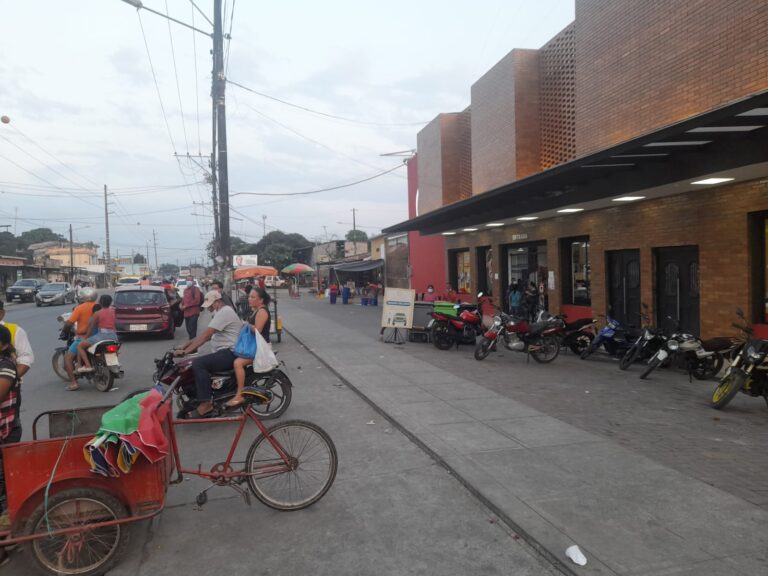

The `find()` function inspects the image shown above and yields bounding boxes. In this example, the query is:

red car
[114,285,176,338]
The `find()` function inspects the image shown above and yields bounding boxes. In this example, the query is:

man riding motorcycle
[62,287,98,391]
[174,290,242,418]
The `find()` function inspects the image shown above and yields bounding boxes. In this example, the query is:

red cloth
[181,285,203,318]
[119,388,171,463]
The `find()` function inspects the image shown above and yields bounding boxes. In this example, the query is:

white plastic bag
[565,545,587,566]
[253,329,278,373]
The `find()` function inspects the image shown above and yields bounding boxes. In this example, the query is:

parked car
[5,278,46,303]
[114,285,175,339]
[35,282,76,307]
[175,278,200,298]
[265,276,286,288]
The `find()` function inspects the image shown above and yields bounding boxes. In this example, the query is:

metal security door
[656,246,700,335]
[607,250,641,327]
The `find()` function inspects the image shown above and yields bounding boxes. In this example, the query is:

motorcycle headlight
[667,339,679,351]
[493,316,502,327]
[644,330,652,340]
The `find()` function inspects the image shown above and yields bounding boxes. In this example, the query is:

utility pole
[351,208,357,255]
[104,185,111,287]
[213,0,230,269]
[152,229,159,274]
[69,224,74,283]
[146,241,151,275]
[210,152,220,257]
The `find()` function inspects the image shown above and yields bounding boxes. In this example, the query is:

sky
[0,0,574,267]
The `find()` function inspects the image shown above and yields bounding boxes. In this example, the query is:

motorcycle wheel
[474,338,492,361]
[246,370,293,420]
[51,349,70,382]
[692,354,724,381]
[531,336,560,363]
[431,321,454,351]
[619,345,640,371]
[93,363,115,392]
[579,343,595,360]
[711,371,745,409]
[568,333,593,356]
[639,356,662,380]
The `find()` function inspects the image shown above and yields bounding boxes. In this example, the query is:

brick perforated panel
[540,23,576,169]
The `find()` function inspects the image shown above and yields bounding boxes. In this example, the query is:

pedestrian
[227,287,271,408]
[508,281,523,317]
[76,294,119,371]
[423,284,437,302]
[0,301,33,381]
[211,280,236,309]
[62,287,97,391]
[524,282,538,322]
[257,276,266,291]
[139,275,151,286]
[0,325,21,542]
[180,276,204,338]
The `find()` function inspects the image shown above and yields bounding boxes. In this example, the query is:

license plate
[129,324,148,331]
[105,353,120,366]
[12,295,20,300]
[657,349,668,361]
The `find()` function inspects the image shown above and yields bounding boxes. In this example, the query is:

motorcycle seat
[211,370,235,378]
[701,337,734,352]
[527,321,551,336]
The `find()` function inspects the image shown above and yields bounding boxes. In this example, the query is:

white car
[175,279,200,298]
[265,276,286,288]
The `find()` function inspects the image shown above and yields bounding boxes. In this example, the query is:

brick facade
[445,179,768,339]
[575,0,768,156]
[540,23,576,169]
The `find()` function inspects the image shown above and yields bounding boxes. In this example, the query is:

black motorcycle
[619,305,667,370]
[711,309,768,409]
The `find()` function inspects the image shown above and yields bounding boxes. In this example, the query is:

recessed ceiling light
[737,108,768,117]
[581,163,634,168]
[462,228,478,232]
[611,153,668,158]
[557,208,584,213]
[691,177,735,185]
[485,223,504,227]
[612,196,646,202]
[442,231,457,236]
[643,141,711,147]
[687,126,764,133]
[516,216,539,221]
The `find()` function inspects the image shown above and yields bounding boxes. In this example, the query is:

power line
[227,78,429,127]
[191,1,202,154]
[165,0,190,153]
[188,0,213,27]
[224,0,236,77]
[230,163,406,197]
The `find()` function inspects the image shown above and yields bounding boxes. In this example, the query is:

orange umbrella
[233,266,278,281]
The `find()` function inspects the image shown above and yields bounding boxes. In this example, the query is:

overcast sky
[0,0,574,266]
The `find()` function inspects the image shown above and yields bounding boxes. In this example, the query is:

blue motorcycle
[580,315,636,360]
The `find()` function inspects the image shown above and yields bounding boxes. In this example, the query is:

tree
[133,253,147,264]
[19,228,65,246]
[158,263,180,277]
[206,236,251,262]
[345,229,368,242]
[253,231,311,271]
[0,232,19,257]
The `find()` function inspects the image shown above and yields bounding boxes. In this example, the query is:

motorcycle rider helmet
[80,287,97,302]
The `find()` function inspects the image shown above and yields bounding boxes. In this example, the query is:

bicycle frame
[160,378,293,485]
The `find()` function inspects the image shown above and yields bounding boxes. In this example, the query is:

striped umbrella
[281,263,315,275]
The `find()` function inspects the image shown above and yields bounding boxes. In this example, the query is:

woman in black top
[0,324,20,543]
[227,287,271,408]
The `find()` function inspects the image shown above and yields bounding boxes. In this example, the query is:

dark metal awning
[331,259,384,272]
[384,90,768,235]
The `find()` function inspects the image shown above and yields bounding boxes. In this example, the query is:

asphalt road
[2,300,562,576]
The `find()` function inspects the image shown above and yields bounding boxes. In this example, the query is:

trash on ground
[366,420,375,425]
[565,545,587,566]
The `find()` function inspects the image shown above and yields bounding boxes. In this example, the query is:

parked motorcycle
[580,315,637,360]
[153,350,293,419]
[619,305,667,370]
[550,314,596,355]
[711,308,768,409]
[639,328,734,380]
[474,311,561,363]
[428,301,483,350]
[52,313,124,392]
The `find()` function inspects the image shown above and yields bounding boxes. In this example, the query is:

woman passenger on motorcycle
[76,294,118,373]
[226,287,271,408]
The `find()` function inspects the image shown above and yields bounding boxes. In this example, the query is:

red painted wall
[407,155,446,296]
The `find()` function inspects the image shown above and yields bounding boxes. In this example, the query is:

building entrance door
[655,246,700,335]
[503,242,547,315]
[607,249,641,327]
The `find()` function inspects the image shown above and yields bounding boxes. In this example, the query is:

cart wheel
[24,488,130,576]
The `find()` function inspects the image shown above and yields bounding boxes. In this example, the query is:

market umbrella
[281,263,315,275]
[233,266,278,281]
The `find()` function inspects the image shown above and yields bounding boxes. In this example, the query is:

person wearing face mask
[423,284,437,302]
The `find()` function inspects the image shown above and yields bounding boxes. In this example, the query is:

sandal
[188,408,214,419]
[75,366,94,374]
[66,383,80,391]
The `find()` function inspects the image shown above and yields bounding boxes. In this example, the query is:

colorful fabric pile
[84,387,170,476]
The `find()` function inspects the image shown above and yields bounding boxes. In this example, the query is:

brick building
[386,0,768,338]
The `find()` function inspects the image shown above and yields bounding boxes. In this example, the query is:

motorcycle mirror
[477,292,484,298]
[736,307,744,318]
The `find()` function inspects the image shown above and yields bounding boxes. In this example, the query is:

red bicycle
[0,379,338,576]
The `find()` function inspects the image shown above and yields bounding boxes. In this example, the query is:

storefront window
[455,250,471,293]
[561,237,591,306]
[385,235,409,289]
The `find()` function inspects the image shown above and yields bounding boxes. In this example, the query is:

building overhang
[383,90,768,236]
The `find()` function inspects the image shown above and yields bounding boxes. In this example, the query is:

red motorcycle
[428,302,483,350]
[474,311,561,363]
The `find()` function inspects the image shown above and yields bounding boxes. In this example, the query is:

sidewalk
[280,297,768,576]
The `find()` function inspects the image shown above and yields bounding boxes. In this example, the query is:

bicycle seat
[241,385,272,405]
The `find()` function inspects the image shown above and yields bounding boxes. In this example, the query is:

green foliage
[158,263,180,277]
[19,228,65,246]
[345,229,368,242]
[0,232,20,257]
[133,253,147,264]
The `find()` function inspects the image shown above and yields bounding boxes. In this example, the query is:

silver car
[35,282,76,307]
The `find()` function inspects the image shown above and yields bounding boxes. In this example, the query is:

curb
[284,326,578,576]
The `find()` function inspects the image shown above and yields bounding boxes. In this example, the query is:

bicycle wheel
[245,420,337,511]
[24,488,130,576]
